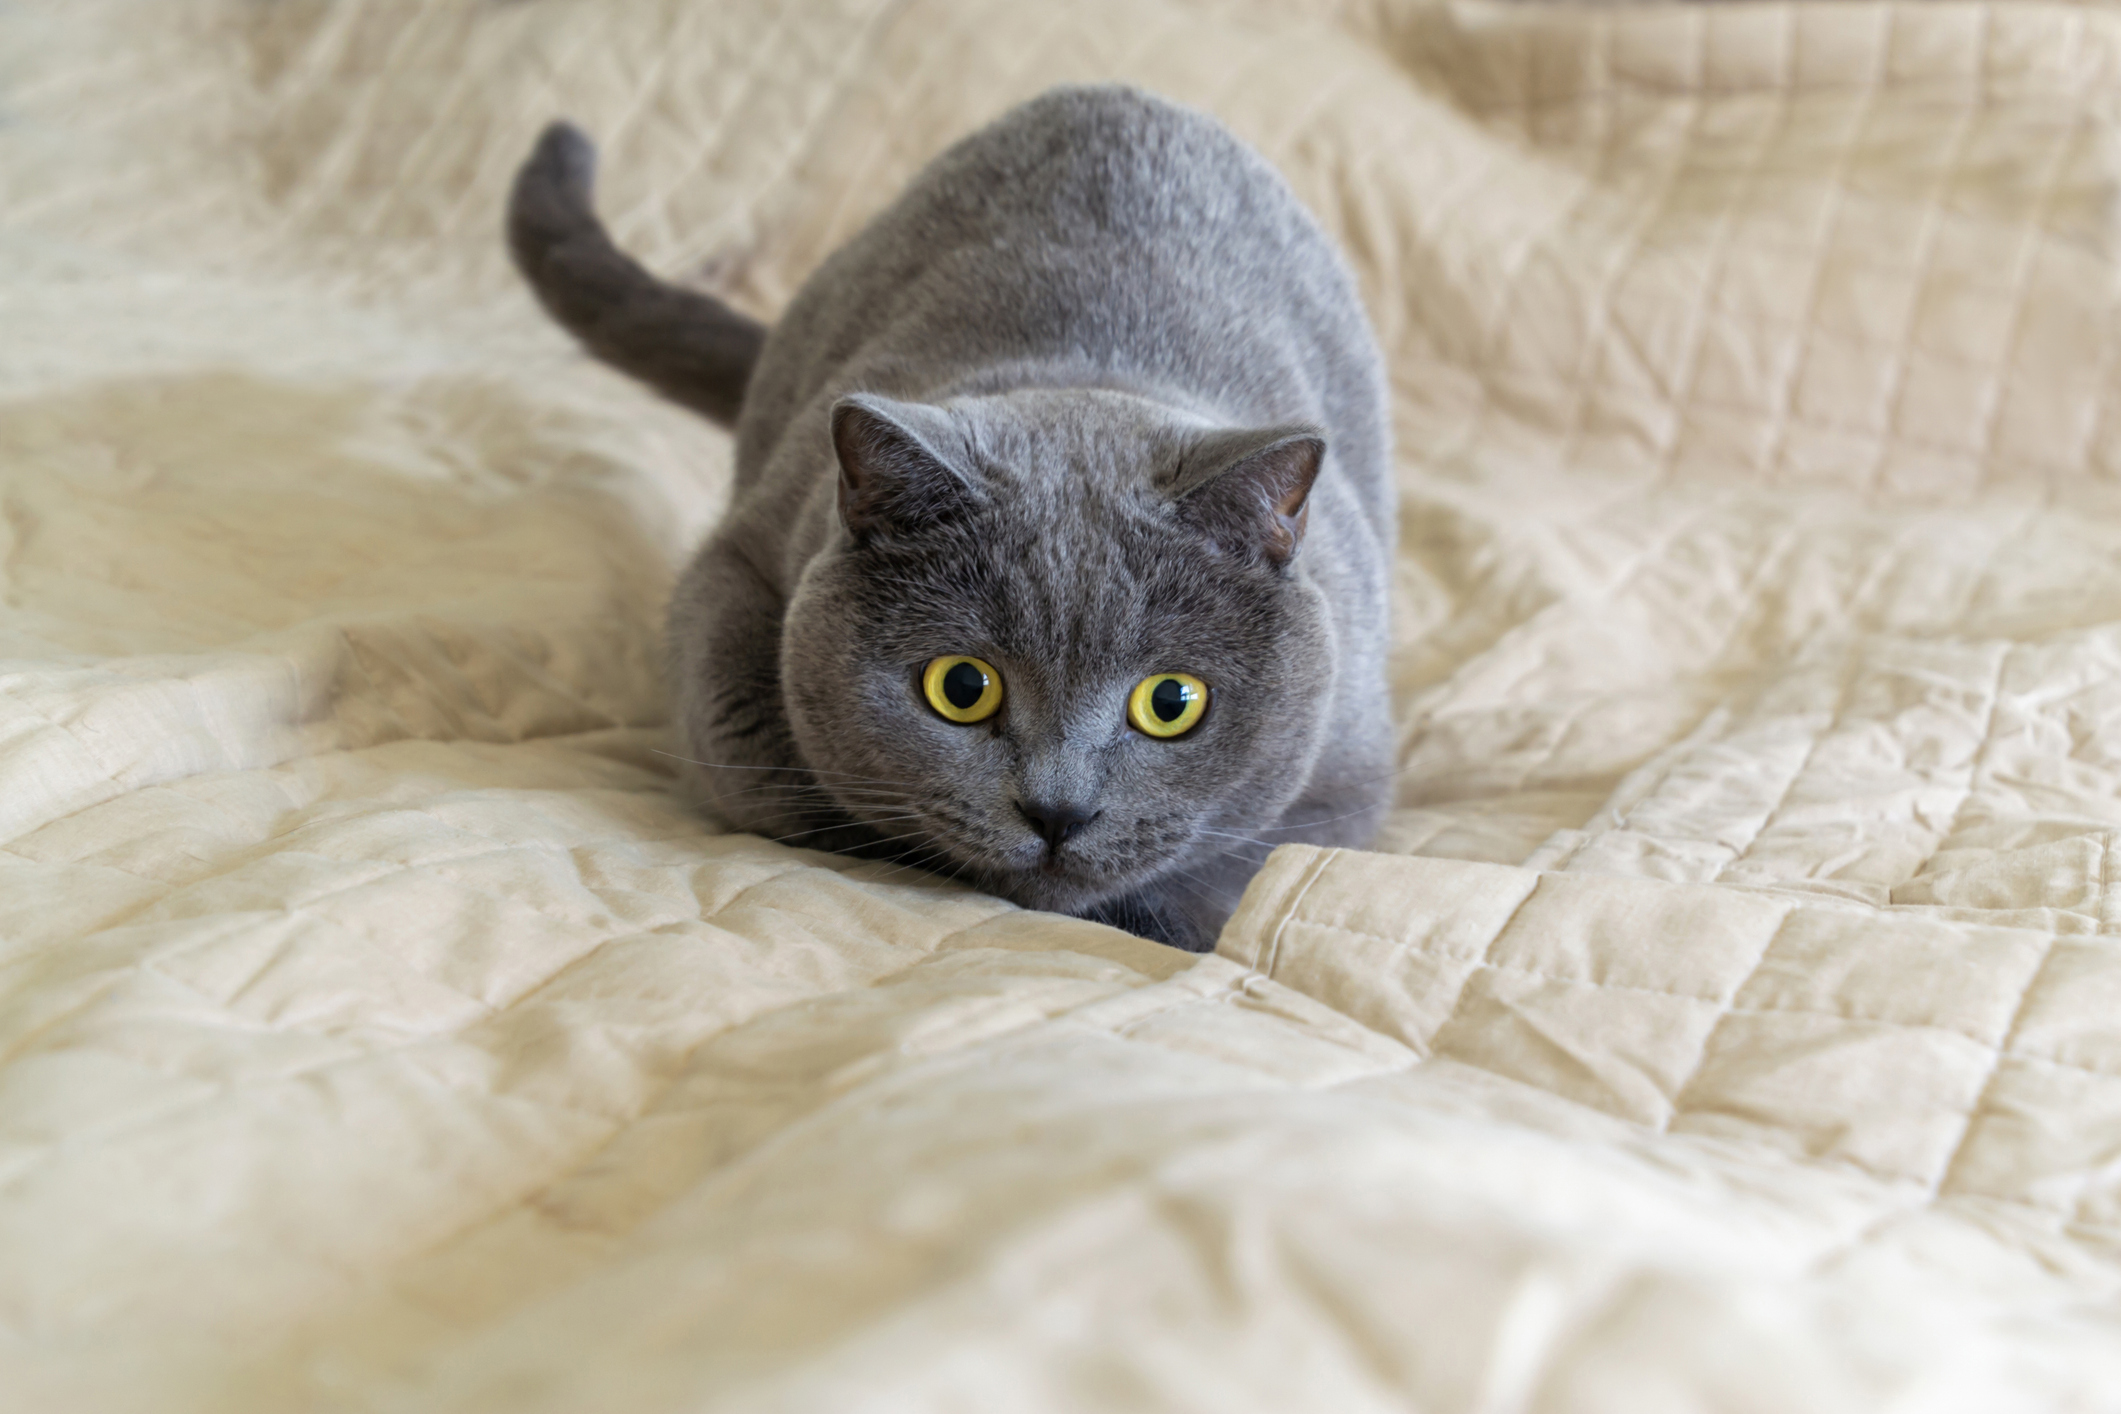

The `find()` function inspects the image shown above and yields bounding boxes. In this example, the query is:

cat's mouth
[840,798,1167,913]
[978,832,1166,914]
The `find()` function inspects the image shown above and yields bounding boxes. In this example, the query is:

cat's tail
[507,121,765,430]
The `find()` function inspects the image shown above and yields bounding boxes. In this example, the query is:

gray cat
[508,85,1394,951]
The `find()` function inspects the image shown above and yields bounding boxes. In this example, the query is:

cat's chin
[970,857,1142,918]
[975,856,1179,924]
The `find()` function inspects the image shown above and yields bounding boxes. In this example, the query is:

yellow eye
[922,655,1004,723]
[1127,672,1208,738]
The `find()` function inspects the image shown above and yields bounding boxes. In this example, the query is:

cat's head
[779,388,1336,919]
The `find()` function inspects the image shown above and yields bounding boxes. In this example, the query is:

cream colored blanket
[6,1,2121,1409]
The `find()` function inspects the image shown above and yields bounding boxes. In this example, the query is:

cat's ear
[1170,426,1326,568]
[830,395,979,541]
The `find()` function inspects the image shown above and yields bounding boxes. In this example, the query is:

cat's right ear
[830,395,979,541]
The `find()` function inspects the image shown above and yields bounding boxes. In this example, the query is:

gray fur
[509,86,1396,950]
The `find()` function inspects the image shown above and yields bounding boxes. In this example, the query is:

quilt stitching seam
[1756,9,1891,490]
[1258,847,1340,983]
[1970,106,2089,502]
[1652,902,1798,1133]
[1932,928,2064,1198]
[1865,4,1992,501]
[1711,647,1856,881]
[1286,909,2045,1055]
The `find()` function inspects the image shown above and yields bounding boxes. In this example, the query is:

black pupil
[1150,677,1193,722]
[941,661,988,710]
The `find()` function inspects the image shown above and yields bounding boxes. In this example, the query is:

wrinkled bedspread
[5,1,2121,1409]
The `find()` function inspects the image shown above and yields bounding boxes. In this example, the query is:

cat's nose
[1017,800,1100,851]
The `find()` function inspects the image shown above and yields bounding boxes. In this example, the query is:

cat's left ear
[1170,426,1326,568]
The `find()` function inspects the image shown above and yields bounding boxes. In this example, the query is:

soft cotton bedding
[6,0,2121,1409]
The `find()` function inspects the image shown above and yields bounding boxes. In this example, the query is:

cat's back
[907,84,1305,251]
[736,86,1387,507]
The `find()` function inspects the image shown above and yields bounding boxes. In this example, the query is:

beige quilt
[7,0,2121,1408]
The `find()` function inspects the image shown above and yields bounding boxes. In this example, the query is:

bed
[5,0,2120,1408]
